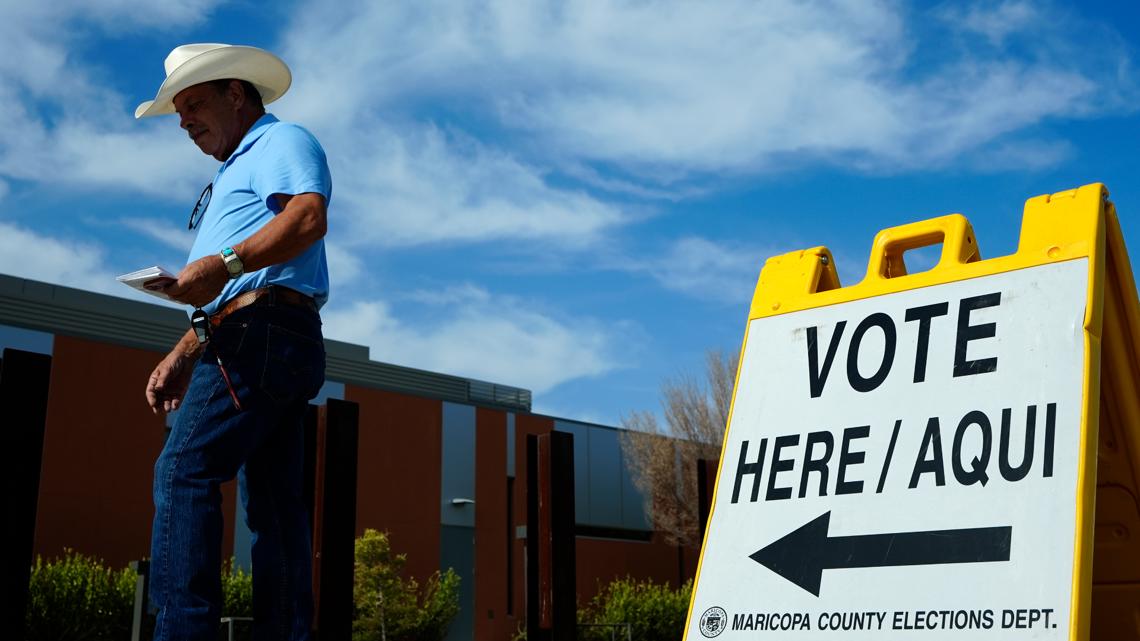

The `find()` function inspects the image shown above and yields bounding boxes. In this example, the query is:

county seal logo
[699,607,727,638]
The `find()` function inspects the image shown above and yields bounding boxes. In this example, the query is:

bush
[24,549,136,641]
[222,559,254,618]
[218,559,255,641]
[579,576,693,641]
[25,552,252,641]
[352,529,460,641]
[25,535,457,641]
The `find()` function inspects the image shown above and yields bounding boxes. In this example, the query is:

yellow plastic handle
[865,214,979,280]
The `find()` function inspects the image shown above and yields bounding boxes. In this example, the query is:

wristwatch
[220,247,244,279]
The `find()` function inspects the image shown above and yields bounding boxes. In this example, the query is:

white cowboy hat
[135,43,291,119]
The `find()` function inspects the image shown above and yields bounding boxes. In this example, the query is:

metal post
[310,399,359,641]
[526,434,546,641]
[526,432,576,641]
[219,616,253,641]
[130,560,151,641]
[549,431,576,639]
[0,349,52,639]
[697,458,717,545]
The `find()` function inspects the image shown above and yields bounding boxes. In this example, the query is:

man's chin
[196,142,224,160]
[190,133,212,151]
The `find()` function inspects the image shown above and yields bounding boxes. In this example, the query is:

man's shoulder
[260,118,326,156]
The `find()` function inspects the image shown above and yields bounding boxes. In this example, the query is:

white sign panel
[690,259,1089,640]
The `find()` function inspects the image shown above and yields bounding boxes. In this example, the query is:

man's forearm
[173,327,203,359]
[161,193,328,309]
[233,192,327,273]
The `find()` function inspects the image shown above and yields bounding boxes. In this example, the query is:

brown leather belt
[210,285,317,326]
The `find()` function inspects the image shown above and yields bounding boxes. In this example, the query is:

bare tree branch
[620,349,740,546]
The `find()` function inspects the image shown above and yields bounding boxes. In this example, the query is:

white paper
[116,266,178,302]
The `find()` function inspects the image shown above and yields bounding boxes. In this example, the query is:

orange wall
[32,334,702,632]
[475,408,512,640]
[35,335,236,568]
[346,385,442,583]
[576,537,699,603]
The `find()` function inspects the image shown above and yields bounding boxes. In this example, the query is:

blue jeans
[150,303,325,641]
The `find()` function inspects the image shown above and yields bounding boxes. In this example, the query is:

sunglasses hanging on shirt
[188,182,213,230]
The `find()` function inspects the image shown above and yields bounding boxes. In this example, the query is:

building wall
[475,408,511,640]
[34,334,238,568]
[346,385,442,582]
[6,274,702,641]
[27,335,698,640]
[576,537,699,601]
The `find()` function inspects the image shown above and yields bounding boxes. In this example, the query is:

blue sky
[1,0,1137,426]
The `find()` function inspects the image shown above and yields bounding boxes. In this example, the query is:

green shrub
[222,559,254,618]
[579,576,693,641]
[25,552,253,641]
[24,549,136,641]
[26,534,458,641]
[352,529,460,641]
[218,559,255,641]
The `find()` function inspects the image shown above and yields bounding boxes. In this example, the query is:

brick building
[1,273,699,640]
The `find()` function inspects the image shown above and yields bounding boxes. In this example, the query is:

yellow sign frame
[687,183,1140,641]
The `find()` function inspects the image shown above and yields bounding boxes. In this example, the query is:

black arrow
[749,511,1012,597]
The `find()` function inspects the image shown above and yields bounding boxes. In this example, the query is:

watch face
[222,249,242,277]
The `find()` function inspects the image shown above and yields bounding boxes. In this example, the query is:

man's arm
[162,192,328,308]
[149,192,327,412]
[234,192,327,272]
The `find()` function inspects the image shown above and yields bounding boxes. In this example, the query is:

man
[137,43,331,640]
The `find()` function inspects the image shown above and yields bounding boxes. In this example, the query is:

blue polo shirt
[187,113,332,315]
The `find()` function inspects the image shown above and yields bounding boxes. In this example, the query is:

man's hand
[146,346,197,415]
[163,254,229,308]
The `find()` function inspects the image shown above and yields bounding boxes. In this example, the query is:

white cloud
[529,402,614,427]
[0,69,214,198]
[0,222,120,295]
[0,2,220,199]
[3,0,1133,254]
[57,124,215,197]
[277,0,1135,181]
[0,3,624,261]
[617,236,767,303]
[0,223,184,309]
[120,217,196,252]
[0,1,226,31]
[937,1,1042,47]
[968,138,1074,172]
[321,295,622,393]
[325,124,627,248]
[326,242,363,285]
[401,283,492,306]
